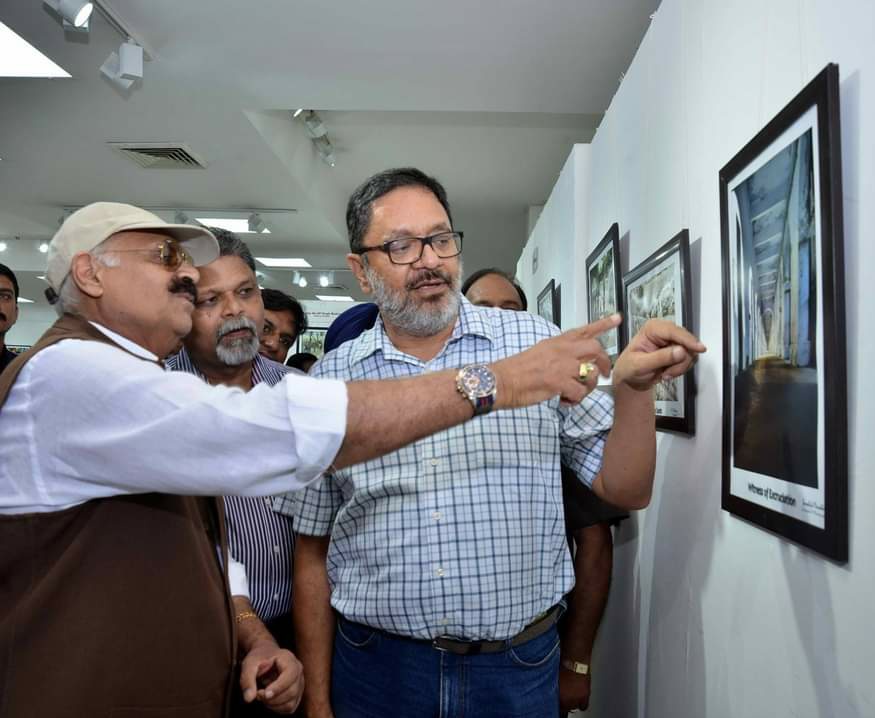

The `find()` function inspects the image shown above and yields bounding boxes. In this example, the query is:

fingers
[239,657,269,703]
[630,345,696,380]
[643,319,706,353]
[257,653,303,711]
[575,313,622,340]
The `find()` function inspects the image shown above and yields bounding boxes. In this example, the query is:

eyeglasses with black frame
[110,239,193,270]
[356,231,463,265]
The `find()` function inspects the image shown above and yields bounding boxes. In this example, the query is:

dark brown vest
[0,315,237,717]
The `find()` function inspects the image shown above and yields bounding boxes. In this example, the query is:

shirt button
[264,498,272,507]
[435,567,445,578]
[273,593,279,601]
[273,545,281,554]
[432,511,442,521]
[430,458,439,467]
[440,617,450,626]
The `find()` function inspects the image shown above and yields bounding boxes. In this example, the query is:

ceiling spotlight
[248,213,265,233]
[303,111,328,139]
[298,275,308,288]
[319,273,329,288]
[44,0,93,29]
[0,241,7,252]
[292,271,301,285]
[100,41,143,90]
[38,242,49,253]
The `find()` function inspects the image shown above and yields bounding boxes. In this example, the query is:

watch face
[460,365,496,397]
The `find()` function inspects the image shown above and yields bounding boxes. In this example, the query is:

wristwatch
[560,658,590,675]
[455,364,497,416]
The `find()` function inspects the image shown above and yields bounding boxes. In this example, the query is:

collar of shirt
[88,322,159,362]
[346,296,494,367]
[165,345,289,387]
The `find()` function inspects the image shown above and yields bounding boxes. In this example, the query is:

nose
[222,292,246,317]
[414,241,442,269]
[178,262,200,285]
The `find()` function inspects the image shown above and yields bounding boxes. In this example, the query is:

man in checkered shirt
[280,168,704,718]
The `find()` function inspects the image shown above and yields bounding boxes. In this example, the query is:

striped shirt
[166,347,296,621]
[275,297,614,641]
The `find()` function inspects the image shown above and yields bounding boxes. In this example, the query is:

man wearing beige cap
[0,201,648,717]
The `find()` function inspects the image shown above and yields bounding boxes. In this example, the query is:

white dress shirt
[0,323,348,594]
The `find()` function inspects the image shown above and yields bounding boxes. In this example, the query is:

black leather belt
[431,604,561,656]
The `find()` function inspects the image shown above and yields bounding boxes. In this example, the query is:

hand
[492,314,620,409]
[613,319,706,391]
[559,670,591,714]
[239,640,304,715]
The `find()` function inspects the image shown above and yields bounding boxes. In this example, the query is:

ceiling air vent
[108,142,208,169]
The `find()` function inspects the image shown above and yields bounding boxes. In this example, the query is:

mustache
[406,269,454,290]
[169,277,198,303]
[216,315,258,342]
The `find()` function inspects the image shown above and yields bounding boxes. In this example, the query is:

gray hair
[53,240,120,316]
[346,167,453,253]
[208,227,255,272]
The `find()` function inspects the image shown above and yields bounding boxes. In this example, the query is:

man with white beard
[165,228,299,716]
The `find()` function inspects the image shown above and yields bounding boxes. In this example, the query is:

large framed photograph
[536,279,557,325]
[296,328,328,359]
[586,223,624,361]
[623,229,694,435]
[719,63,847,561]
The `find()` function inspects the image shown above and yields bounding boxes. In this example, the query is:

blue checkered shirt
[275,298,613,640]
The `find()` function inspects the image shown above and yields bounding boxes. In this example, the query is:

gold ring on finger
[578,361,596,383]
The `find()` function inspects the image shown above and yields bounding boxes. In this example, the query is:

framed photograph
[554,284,562,329]
[296,328,328,359]
[623,229,694,435]
[719,63,847,561]
[536,279,557,325]
[586,223,624,361]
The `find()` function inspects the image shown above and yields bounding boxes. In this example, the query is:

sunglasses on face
[112,239,193,270]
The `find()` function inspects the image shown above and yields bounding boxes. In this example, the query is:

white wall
[523,1,874,717]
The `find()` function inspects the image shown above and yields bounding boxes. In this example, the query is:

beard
[363,261,462,337]
[215,315,260,366]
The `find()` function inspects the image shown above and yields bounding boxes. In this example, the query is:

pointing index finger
[575,313,622,340]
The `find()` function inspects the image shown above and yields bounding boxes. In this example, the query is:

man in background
[463,267,626,715]
[260,288,307,364]
[0,263,20,373]
[165,229,298,715]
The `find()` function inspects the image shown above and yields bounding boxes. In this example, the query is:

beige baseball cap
[46,202,220,292]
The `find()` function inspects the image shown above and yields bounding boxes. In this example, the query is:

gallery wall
[516,1,873,716]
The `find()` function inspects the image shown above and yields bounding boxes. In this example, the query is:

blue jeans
[331,616,560,718]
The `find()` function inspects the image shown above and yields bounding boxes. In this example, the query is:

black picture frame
[585,222,625,361]
[623,229,695,435]
[719,63,847,561]
[536,279,557,326]
[295,328,328,359]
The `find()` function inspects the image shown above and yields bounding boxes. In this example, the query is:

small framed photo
[719,64,847,561]
[296,328,328,359]
[536,279,557,325]
[586,223,624,361]
[623,229,694,435]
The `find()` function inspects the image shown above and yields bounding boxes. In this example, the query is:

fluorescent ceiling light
[195,217,270,234]
[18,297,35,304]
[316,295,354,302]
[255,257,311,268]
[0,22,71,78]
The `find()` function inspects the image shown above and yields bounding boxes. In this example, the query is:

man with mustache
[0,263,21,374]
[0,201,618,718]
[288,168,705,718]
[165,228,300,716]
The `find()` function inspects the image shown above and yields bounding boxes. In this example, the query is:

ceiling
[0,0,658,312]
